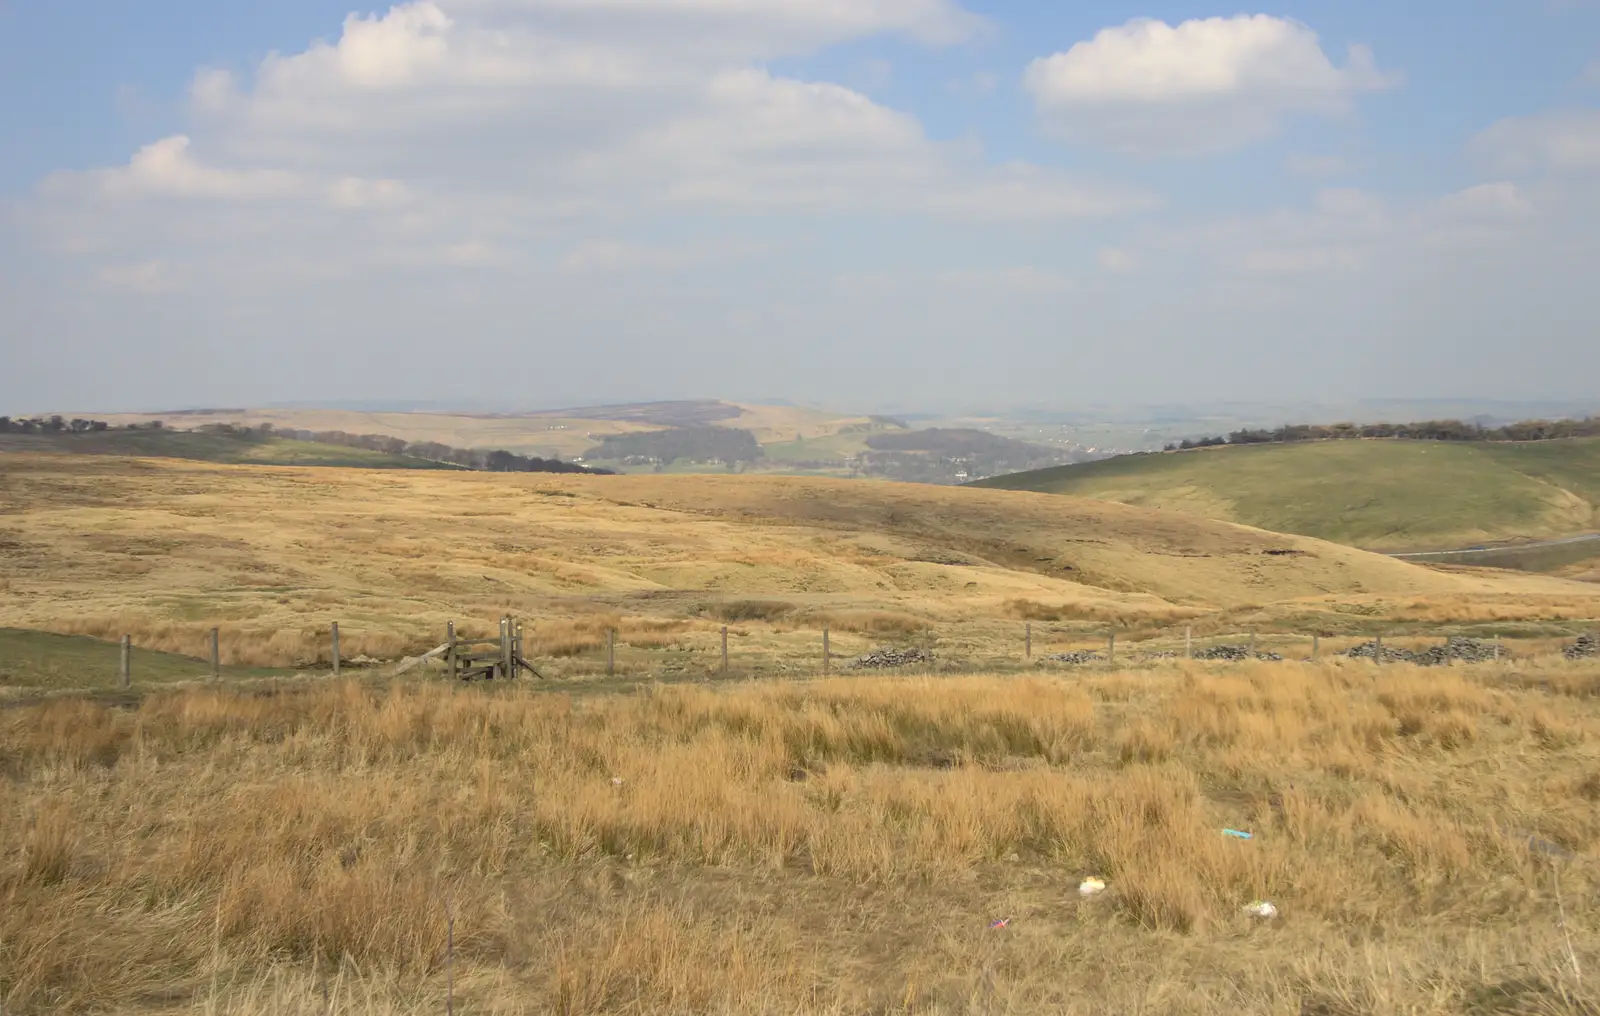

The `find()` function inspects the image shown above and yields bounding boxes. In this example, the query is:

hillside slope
[0,429,457,469]
[3,454,1595,668]
[974,438,1600,552]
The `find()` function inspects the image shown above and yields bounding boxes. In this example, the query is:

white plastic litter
[1243,900,1278,919]
[610,777,624,786]
[1078,877,1107,896]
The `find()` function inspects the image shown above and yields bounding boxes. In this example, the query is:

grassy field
[2,453,1599,692]
[0,430,458,470]
[975,438,1600,553]
[0,628,296,694]
[3,661,1598,1014]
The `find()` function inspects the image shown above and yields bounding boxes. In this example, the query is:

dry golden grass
[87,402,870,460]
[3,454,1597,678]
[2,659,1598,1014]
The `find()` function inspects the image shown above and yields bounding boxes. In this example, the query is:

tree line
[584,426,763,466]
[1165,417,1600,451]
[0,416,610,475]
[0,415,113,434]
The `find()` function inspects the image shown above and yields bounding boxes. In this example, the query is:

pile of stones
[1193,644,1284,662]
[1344,637,1500,666]
[1565,633,1599,660]
[1413,637,1501,666]
[852,647,934,669]
[1343,640,1423,664]
[1040,650,1104,665]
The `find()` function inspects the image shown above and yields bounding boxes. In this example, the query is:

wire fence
[72,619,1600,691]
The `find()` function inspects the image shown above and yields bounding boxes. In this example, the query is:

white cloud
[1471,110,1600,174]
[79,136,299,200]
[1024,15,1398,156]
[1437,182,1535,220]
[328,177,415,209]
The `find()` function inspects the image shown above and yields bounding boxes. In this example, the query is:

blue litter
[1222,829,1254,840]
[1527,836,1575,860]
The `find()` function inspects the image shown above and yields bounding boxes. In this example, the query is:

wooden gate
[445,617,540,681]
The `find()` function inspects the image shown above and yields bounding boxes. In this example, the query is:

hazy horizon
[4,2,1600,412]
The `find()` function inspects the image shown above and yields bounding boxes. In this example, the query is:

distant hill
[973,437,1600,553]
[0,421,608,474]
[583,426,763,466]
[0,428,456,470]
[859,428,1087,484]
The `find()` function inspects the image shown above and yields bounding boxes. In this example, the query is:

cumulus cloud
[74,136,299,201]
[1471,110,1600,174]
[1024,15,1398,156]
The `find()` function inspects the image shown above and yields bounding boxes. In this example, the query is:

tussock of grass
[2,659,1597,1013]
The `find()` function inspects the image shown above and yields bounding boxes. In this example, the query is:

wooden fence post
[1375,633,1384,665]
[1312,635,1320,661]
[1108,630,1116,666]
[119,635,131,690]
[922,627,931,669]
[515,621,525,676]
[823,626,831,675]
[331,622,340,678]
[1249,631,1257,658]
[210,627,220,681]
[447,621,457,681]
[1494,634,1501,662]
[1025,622,1032,661]
[501,618,511,680]
[606,629,615,677]
[721,626,729,675]
[1185,626,1192,659]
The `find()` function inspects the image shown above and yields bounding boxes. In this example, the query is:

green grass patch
[0,431,464,470]
[974,438,1600,552]
[0,628,295,693]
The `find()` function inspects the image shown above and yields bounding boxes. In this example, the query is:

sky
[2,1,1599,415]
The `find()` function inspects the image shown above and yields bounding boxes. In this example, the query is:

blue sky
[3,1,1599,413]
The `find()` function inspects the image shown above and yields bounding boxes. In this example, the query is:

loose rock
[1565,633,1599,660]
[852,647,934,669]
[1040,651,1103,665]
[1193,645,1283,662]
[1344,637,1500,666]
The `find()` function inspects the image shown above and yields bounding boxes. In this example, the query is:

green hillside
[973,438,1600,552]
[0,430,463,470]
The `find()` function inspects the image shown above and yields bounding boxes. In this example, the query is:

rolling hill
[77,403,1083,482]
[0,428,459,470]
[973,438,1600,553]
[3,453,1596,676]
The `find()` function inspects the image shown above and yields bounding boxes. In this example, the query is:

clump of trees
[584,426,763,466]
[0,414,608,475]
[0,415,117,434]
[1164,417,1600,451]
